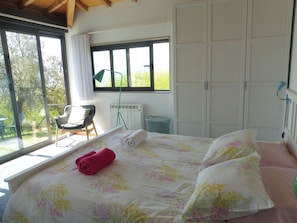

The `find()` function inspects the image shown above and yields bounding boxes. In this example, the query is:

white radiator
[110,103,144,130]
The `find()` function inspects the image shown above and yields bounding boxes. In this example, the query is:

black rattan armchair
[54,105,98,146]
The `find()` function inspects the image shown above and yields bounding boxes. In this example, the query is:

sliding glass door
[0,33,17,155]
[6,31,50,149]
[0,28,68,163]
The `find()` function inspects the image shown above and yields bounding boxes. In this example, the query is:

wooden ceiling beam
[17,0,35,10]
[22,0,35,7]
[67,0,76,28]
[75,0,88,11]
[103,0,112,8]
[47,0,67,13]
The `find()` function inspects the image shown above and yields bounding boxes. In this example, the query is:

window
[91,39,170,91]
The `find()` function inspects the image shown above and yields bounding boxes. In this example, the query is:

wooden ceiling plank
[22,0,36,7]
[47,0,67,14]
[67,0,76,28]
[75,0,88,11]
[0,0,137,28]
[103,0,112,8]
[17,0,35,10]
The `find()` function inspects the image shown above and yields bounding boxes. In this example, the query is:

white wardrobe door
[175,44,207,136]
[174,0,208,136]
[244,0,293,141]
[207,0,247,138]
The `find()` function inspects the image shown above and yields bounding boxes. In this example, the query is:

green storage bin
[146,116,170,134]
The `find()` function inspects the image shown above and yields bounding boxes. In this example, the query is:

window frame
[91,39,169,92]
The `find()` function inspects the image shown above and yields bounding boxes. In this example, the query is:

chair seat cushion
[61,123,84,129]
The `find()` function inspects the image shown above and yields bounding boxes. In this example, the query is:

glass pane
[6,31,49,147]
[40,36,67,134]
[113,49,128,87]
[0,34,20,157]
[130,47,150,87]
[92,51,111,87]
[153,42,170,90]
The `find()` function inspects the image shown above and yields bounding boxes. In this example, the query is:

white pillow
[67,107,90,124]
[182,152,274,221]
[202,129,259,165]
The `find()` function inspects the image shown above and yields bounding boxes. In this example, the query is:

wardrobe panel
[210,41,243,82]
[176,45,206,82]
[249,37,288,82]
[211,0,244,40]
[176,2,206,44]
[251,0,289,37]
[246,84,282,126]
[176,85,205,121]
[209,84,242,123]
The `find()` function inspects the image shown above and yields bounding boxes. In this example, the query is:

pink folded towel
[78,148,116,175]
[75,151,96,166]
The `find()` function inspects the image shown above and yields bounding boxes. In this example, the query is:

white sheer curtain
[70,34,94,101]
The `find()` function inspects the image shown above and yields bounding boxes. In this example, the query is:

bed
[3,89,297,223]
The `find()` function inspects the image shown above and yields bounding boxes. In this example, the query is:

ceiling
[0,0,138,28]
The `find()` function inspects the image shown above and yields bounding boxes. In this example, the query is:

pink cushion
[258,142,297,168]
[228,167,297,223]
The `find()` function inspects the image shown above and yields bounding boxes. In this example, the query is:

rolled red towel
[78,148,116,175]
[75,151,96,166]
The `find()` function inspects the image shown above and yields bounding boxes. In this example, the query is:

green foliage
[114,71,170,90]
[154,71,170,90]
[131,72,150,87]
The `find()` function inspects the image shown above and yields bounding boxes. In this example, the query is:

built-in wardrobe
[173,0,294,141]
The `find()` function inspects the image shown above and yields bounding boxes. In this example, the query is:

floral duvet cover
[3,130,213,223]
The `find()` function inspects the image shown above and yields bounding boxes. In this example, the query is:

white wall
[66,0,186,133]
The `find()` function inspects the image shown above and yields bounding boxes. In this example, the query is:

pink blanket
[77,148,116,175]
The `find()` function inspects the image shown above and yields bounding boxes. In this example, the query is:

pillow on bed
[202,129,259,165]
[258,141,297,168]
[182,152,274,222]
[228,166,297,223]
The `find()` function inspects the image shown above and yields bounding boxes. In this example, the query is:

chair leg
[92,121,98,136]
[86,129,89,140]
